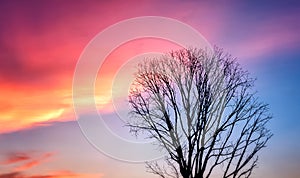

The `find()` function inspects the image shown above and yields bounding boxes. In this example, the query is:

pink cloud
[14,152,54,171]
[0,0,298,135]
[0,151,102,178]
[1,153,30,165]
[1,151,55,171]
[0,170,102,178]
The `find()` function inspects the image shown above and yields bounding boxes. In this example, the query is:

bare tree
[128,47,272,178]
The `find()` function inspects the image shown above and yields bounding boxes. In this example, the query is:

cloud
[0,83,73,133]
[0,152,103,178]
[0,170,102,178]
[0,0,229,134]
[1,152,30,165]
[0,0,299,135]
[0,1,133,134]
[0,172,20,178]
[1,151,55,171]
[14,152,54,171]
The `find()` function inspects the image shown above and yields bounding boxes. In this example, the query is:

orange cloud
[0,21,77,134]
[0,0,225,134]
[0,83,74,133]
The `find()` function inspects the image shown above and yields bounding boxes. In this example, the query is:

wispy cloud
[1,151,55,171]
[14,152,54,171]
[0,170,102,178]
[1,152,30,165]
[0,152,102,177]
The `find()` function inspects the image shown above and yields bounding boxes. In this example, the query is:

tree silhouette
[128,47,272,178]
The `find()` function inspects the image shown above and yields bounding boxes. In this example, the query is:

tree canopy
[128,47,272,178]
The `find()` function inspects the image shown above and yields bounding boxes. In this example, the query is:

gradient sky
[0,0,300,177]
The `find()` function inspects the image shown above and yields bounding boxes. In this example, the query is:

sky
[0,0,300,177]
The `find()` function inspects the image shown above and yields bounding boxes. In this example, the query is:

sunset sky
[0,0,300,177]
